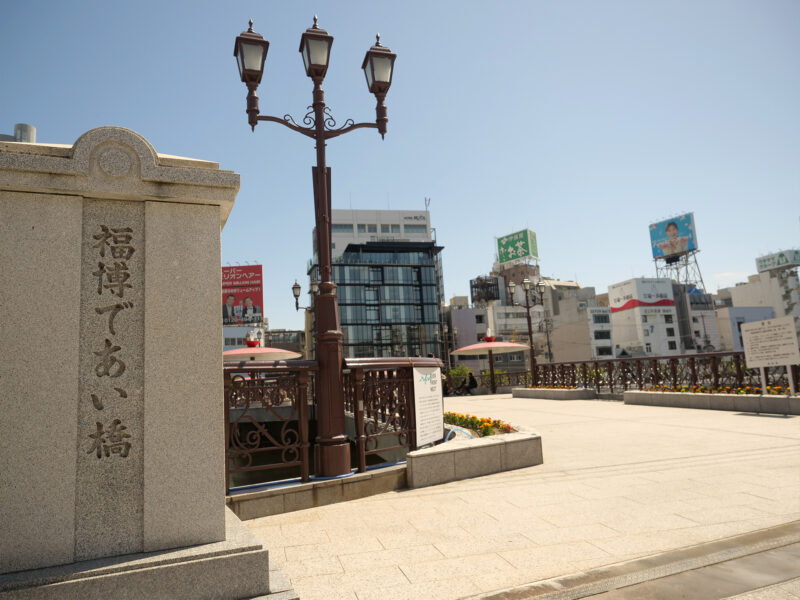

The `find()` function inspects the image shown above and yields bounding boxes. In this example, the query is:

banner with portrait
[222,265,263,325]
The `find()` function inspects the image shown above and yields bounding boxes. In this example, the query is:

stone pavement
[245,395,800,600]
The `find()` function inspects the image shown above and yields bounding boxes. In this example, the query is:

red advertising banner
[222,265,263,325]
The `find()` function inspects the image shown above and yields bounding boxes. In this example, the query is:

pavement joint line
[468,521,800,600]
[395,447,799,499]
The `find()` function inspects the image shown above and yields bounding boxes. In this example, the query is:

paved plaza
[246,396,800,599]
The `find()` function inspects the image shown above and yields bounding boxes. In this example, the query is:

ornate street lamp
[299,17,333,79]
[362,35,396,138]
[234,17,396,477]
[292,279,318,311]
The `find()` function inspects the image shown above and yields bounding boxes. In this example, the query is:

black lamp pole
[508,279,536,387]
[234,17,396,477]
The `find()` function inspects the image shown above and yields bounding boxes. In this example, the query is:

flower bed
[408,426,543,488]
[645,384,791,395]
[443,412,514,436]
[512,387,596,400]
[624,390,799,415]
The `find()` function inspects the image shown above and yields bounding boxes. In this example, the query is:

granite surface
[0,127,238,577]
[0,127,239,228]
[0,193,82,574]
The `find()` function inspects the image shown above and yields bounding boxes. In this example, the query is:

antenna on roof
[424,197,431,211]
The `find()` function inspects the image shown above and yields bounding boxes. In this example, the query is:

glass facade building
[312,241,444,359]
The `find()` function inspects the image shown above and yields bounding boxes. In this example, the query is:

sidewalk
[246,395,800,600]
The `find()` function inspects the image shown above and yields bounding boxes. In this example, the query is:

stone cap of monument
[0,126,239,227]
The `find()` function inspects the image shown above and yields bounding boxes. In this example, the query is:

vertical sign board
[741,316,800,368]
[222,265,264,325]
[413,367,444,447]
[741,316,800,394]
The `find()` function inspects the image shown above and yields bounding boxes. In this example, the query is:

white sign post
[741,316,800,396]
[413,366,444,448]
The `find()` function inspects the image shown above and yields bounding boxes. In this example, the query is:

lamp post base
[315,436,351,477]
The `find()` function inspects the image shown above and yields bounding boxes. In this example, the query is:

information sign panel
[741,316,800,369]
[413,366,444,447]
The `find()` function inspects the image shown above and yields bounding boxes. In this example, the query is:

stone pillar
[0,128,272,599]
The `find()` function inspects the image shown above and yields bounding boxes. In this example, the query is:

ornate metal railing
[344,357,441,473]
[463,351,798,394]
[223,361,316,492]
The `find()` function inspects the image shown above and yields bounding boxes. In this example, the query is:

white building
[717,268,799,331]
[609,278,680,356]
[328,209,432,258]
[715,306,775,351]
[587,307,614,359]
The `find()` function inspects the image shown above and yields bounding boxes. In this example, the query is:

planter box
[407,428,543,489]
[512,388,596,400]
[624,391,799,415]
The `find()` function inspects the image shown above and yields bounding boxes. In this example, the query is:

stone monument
[0,127,273,598]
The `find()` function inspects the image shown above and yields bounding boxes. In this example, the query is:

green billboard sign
[756,250,800,273]
[497,229,538,264]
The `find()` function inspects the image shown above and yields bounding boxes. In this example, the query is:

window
[668,341,677,350]
[332,224,353,233]
[645,343,652,353]
[357,224,366,233]
[643,329,650,337]
[664,314,673,323]
[475,315,485,324]
[381,224,390,233]
[597,346,613,356]
[366,307,380,323]
[692,316,699,323]
[594,330,611,340]
[666,327,675,337]
[391,224,400,233]
[404,224,427,234]
[694,330,701,338]
[642,315,648,323]
[593,314,610,324]
[367,224,377,233]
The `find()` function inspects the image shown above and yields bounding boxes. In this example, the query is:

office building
[310,209,445,359]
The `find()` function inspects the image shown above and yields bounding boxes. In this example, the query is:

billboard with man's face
[222,265,263,325]
[649,213,697,259]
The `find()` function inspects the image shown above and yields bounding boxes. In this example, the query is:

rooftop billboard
[222,265,263,326]
[497,229,538,264]
[756,250,800,273]
[649,213,697,259]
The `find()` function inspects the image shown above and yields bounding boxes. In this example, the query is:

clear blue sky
[3,1,798,330]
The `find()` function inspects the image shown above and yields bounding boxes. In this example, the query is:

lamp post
[292,279,318,312]
[507,278,549,386]
[293,279,318,359]
[235,17,396,477]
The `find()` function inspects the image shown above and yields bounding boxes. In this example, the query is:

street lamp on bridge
[507,278,548,386]
[234,17,396,477]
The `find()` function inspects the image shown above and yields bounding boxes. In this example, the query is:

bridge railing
[462,351,798,394]
[344,357,442,473]
[223,360,317,492]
